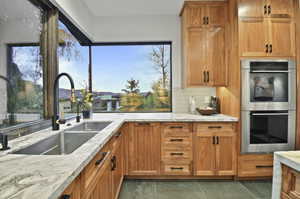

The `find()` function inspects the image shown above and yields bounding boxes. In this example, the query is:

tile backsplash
[173,87,216,113]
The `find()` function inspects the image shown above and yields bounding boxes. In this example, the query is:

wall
[92,15,216,113]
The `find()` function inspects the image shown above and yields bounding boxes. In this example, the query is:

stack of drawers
[161,123,193,175]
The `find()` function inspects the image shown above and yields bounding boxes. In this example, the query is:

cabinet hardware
[170,152,184,156]
[170,138,184,142]
[60,195,71,199]
[203,17,206,24]
[208,126,222,129]
[256,165,273,169]
[138,122,150,126]
[95,152,107,166]
[170,167,184,170]
[216,136,219,145]
[266,44,269,53]
[115,132,122,138]
[206,17,209,25]
[213,136,216,144]
[207,71,209,83]
[203,71,207,83]
[264,5,267,14]
[268,5,271,15]
[269,44,272,53]
[169,126,183,129]
[111,156,117,171]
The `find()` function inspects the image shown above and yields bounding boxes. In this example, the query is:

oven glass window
[250,111,288,144]
[250,62,288,102]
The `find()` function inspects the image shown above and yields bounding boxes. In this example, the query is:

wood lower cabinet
[128,123,161,175]
[60,176,81,199]
[193,123,236,176]
[238,154,273,177]
[282,164,300,199]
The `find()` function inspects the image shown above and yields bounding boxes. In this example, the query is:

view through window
[92,44,171,112]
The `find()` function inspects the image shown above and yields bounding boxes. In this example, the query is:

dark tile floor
[119,180,272,199]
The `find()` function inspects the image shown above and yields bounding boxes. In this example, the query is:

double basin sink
[12,122,112,155]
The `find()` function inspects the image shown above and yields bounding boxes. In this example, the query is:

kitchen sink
[66,121,112,132]
[12,132,97,155]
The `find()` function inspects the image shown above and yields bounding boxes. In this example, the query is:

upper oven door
[241,60,296,111]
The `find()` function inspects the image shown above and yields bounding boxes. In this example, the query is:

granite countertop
[272,151,300,199]
[0,113,238,199]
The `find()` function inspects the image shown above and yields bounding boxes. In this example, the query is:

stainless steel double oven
[241,59,296,153]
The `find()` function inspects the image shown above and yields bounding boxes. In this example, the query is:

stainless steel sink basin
[66,122,112,132]
[12,132,97,155]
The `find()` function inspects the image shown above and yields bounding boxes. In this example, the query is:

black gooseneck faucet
[0,75,15,150]
[52,73,76,131]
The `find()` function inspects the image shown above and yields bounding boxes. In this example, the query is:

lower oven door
[241,110,295,153]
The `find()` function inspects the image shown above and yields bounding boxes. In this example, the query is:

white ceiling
[83,0,185,17]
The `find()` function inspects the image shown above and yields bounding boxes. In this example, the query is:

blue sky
[59,44,170,93]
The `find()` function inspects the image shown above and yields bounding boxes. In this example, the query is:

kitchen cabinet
[128,123,161,175]
[238,154,273,177]
[60,176,81,199]
[239,0,295,18]
[239,17,295,57]
[111,131,124,199]
[161,123,193,175]
[181,1,228,87]
[281,164,300,199]
[193,123,236,176]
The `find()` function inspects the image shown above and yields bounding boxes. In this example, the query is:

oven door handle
[251,113,289,116]
[250,70,289,73]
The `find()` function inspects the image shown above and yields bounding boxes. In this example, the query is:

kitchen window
[0,0,44,130]
[91,43,172,113]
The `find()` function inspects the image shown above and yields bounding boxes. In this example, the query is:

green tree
[120,78,143,111]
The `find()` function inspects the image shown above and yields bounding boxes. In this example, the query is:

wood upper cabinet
[239,18,268,57]
[193,123,236,176]
[238,0,266,18]
[186,27,207,86]
[182,1,228,87]
[268,18,296,57]
[239,0,295,18]
[207,26,227,86]
[239,17,296,57]
[186,5,206,27]
[128,123,161,175]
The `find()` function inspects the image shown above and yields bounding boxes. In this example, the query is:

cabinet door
[186,27,207,87]
[128,123,161,175]
[215,133,236,176]
[60,176,81,199]
[269,0,295,18]
[268,18,295,57]
[112,135,124,199]
[207,26,227,86]
[239,18,268,57]
[186,5,206,27]
[87,157,112,199]
[238,0,267,18]
[207,3,227,26]
[193,132,215,176]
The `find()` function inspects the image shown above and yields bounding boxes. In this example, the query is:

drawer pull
[170,167,184,170]
[60,195,71,199]
[208,126,222,129]
[170,152,184,156]
[111,156,117,171]
[256,165,273,169]
[138,122,150,126]
[170,138,184,142]
[169,126,184,129]
[95,152,107,166]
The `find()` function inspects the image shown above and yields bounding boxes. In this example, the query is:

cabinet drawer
[162,123,192,138]
[194,123,235,133]
[238,154,273,177]
[162,136,192,148]
[162,150,192,160]
[162,164,192,175]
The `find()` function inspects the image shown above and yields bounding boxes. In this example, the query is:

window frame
[90,41,173,113]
